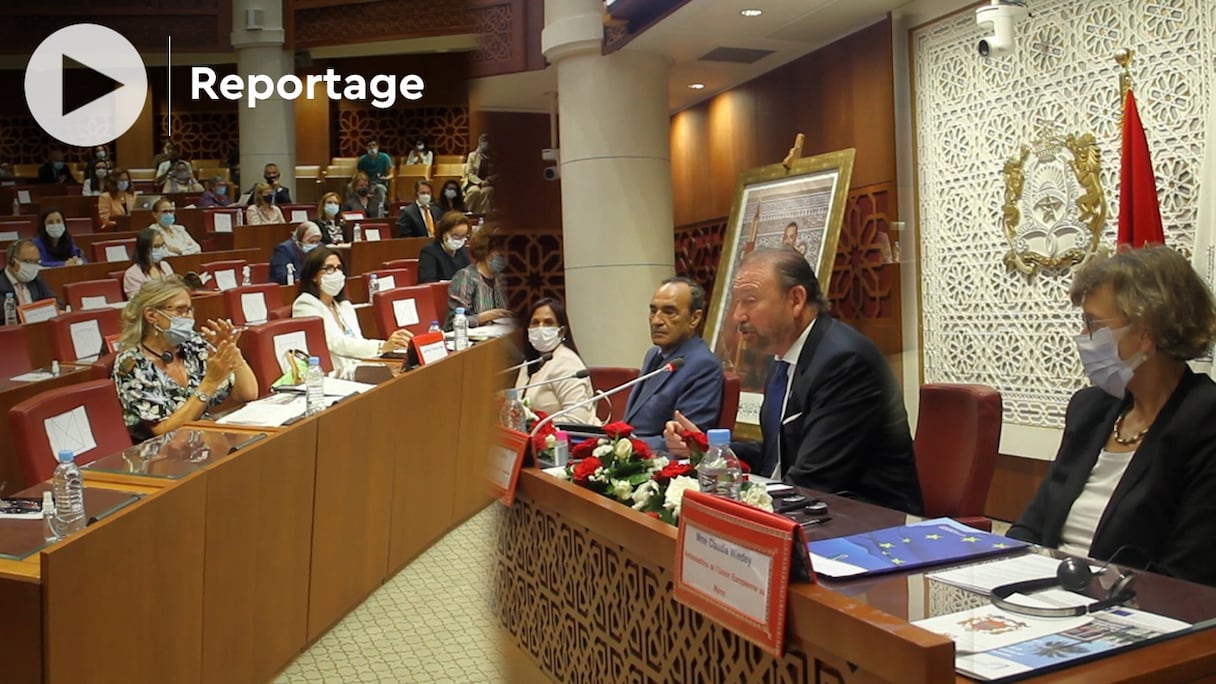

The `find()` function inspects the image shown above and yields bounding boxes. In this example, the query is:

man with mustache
[664,249,923,514]
[623,277,725,451]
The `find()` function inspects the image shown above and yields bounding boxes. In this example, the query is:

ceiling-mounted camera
[976,0,1031,58]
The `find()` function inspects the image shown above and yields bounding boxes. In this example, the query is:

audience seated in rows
[290,247,412,378]
[34,209,86,267]
[514,297,599,426]
[271,222,321,285]
[446,226,509,330]
[1,239,60,307]
[396,179,442,238]
[123,227,175,298]
[417,211,470,284]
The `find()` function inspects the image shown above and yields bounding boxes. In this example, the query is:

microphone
[499,352,553,375]
[530,358,685,440]
[515,368,591,392]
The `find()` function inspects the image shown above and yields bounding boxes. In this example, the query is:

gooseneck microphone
[515,368,591,392]
[529,358,685,439]
[498,352,553,375]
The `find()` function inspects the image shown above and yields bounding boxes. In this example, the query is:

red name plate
[674,490,810,657]
[410,330,448,365]
[488,426,529,506]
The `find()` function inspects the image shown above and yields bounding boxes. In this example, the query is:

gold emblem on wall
[1002,134,1106,275]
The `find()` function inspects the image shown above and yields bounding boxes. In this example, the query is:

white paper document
[44,405,98,457]
[212,213,233,232]
[291,209,309,223]
[214,269,238,291]
[417,338,448,364]
[240,292,268,323]
[928,554,1082,594]
[364,228,382,241]
[80,295,111,310]
[273,331,309,373]
[0,231,18,241]
[20,300,58,323]
[217,394,306,427]
[915,604,1090,654]
[392,298,419,327]
[104,245,129,262]
[10,371,54,382]
[322,377,375,397]
[69,320,103,360]
[17,190,30,203]
[378,275,396,292]
[468,322,513,341]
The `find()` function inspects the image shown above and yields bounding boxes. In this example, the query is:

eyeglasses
[15,257,40,265]
[319,265,344,275]
[1082,313,1124,339]
[158,306,195,317]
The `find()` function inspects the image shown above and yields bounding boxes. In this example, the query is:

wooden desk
[340,237,429,276]
[36,247,268,297]
[0,366,96,494]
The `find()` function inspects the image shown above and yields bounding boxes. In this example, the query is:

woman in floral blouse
[445,226,512,330]
[112,276,258,442]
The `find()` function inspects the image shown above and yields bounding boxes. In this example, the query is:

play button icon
[25,24,147,148]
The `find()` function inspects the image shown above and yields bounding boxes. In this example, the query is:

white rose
[544,434,556,450]
[593,444,613,458]
[613,438,633,459]
[630,480,658,509]
[610,479,634,501]
[739,483,773,512]
[589,467,608,483]
[648,456,670,472]
[663,476,701,519]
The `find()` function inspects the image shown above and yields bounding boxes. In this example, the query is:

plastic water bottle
[42,491,58,542]
[305,356,325,415]
[428,320,441,334]
[499,388,527,431]
[368,274,379,299]
[285,263,295,287]
[242,265,252,286]
[11,197,19,215]
[353,223,363,242]
[3,293,16,326]
[51,450,86,535]
[453,307,470,350]
[552,430,570,467]
[697,429,742,500]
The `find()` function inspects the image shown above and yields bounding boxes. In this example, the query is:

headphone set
[143,344,187,365]
[989,554,1139,618]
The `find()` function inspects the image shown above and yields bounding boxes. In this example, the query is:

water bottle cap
[308,356,321,366]
[56,449,75,463]
[554,430,569,441]
[707,429,732,445]
[455,307,466,314]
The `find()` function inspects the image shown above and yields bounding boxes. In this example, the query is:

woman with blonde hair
[314,191,348,244]
[112,276,258,442]
[1009,246,1216,586]
[245,182,285,225]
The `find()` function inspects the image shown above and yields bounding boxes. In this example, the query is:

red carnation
[738,459,750,474]
[603,421,635,439]
[681,430,708,454]
[571,456,602,485]
[570,437,600,461]
[653,461,696,485]
[629,438,653,459]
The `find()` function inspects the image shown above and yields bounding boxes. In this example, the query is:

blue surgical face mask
[158,212,176,227]
[1074,326,1147,398]
[216,186,228,196]
[151,246,169,263]
[155,311,195,347]
[323,202,340,218]
[300,241,319,253]
[489,254,507,274]
[116,180,130,192]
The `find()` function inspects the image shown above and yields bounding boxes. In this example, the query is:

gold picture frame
[704,147,855,439]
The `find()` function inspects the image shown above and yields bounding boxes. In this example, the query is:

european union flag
[808,518,1027,575]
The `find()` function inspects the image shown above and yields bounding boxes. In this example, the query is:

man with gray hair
[199,176,232,207]
[1,239,59,308]
[665,249,923,514]
[623,276,724,450]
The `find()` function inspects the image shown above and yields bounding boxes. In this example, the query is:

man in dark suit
[623,277,724,451]
[1,239,60,308]
[244,163,293,205]
[37,150,76,185]
[665,249,922,514]
[396,180,444,238]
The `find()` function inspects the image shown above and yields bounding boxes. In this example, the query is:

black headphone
[143,344,186,365]
[989,555,1137,618]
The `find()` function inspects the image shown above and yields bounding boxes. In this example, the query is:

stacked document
[468,321,515,341]
[927,553,1089,594]
[808,518,1027,578]
[217,394,307,427]
[915,599,1191,680]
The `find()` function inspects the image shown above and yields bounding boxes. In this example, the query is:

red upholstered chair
[588,367,640,424]
[63,279,125,310]
[65,217,92,234]
[90,352,118,380]
[267,304,293,321]
[381,258,419,272]
[914,383,1003,532]
[93,238,136,263]
[249,262,269,285]
[240,316,332,395]
[47,309,122,362]
[718,372,740,432]
[372,285,440,337]
[429,281,450,318]
[9,379,130,485]
[370,267,415,292]
[221,284,281,325]
[200,259,249,292]
[0,326,33,378]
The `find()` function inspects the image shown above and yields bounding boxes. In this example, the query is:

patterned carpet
[274,506,550,684]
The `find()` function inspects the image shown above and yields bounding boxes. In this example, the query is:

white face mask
[417,193,431,205]
[444,235,466,252]
[1074,325,1147,398]
[528,326,562,353]
[14,261,40,283]
[320,271,346,297]
[45,223,66,239]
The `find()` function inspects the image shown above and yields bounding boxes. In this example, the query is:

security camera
[543,165,560,181]
[976,0,1030,58]
[541,148,560,162]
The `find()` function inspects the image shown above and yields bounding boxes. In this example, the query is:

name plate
[674,490,810,657]
[489,427,528,506]
[410,330,447,365]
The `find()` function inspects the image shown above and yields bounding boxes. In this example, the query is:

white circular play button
[24,24,148,147]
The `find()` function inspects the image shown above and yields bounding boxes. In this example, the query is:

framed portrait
[704,148,855,439]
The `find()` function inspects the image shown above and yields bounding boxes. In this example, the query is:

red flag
[1117,90,1165,247]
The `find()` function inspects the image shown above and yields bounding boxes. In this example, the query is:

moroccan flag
[1117,89,1165,247]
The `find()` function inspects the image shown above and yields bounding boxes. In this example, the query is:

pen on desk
[800,516,832,528]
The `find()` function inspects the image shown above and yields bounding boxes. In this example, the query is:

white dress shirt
[4,268,31,305]
[514,344,601,426]
[769,316,817,478]
[292,292,383,379]
[152,224,201,256]
[1058,448,1135,556]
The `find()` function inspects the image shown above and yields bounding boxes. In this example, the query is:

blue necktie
[759,360,789,478]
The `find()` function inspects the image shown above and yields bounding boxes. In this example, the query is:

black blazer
[396,203,443,239]
[733,315,923,515]
[417,241,470,283]
[1008,371,1216,586]
[0,272,60,308]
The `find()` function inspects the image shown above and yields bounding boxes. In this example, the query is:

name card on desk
[489,427,528,506]
[674,490,811,658]
[17,298,59,324]
[410,331,447,365]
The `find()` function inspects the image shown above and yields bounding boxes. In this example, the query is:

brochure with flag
[807,518,1028,578]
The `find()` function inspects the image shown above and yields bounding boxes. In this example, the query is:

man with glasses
[1,239,60,308]
[245,163,293,205]
[622,276,724,450]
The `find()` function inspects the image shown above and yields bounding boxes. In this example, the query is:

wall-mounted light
[740,9,763,17]
[688,83,706,90]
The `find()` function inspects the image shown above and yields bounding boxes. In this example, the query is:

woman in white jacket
[514,297,601,425]
[292,247,412,377]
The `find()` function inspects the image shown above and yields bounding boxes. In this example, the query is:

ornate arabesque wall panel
[335,107,469,159]
[157,113,239,166]
[293,0,472,47]
[913,0,1216,429]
